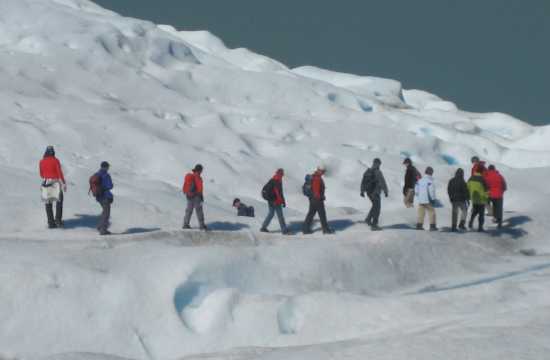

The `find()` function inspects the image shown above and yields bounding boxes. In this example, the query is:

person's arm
[360,171,367,196]
[447,180,452,201]
[502,177,507,192]
[39,161,44,179]
[56,159,66,184]
[104,174,114,191]
[379,171,389,196]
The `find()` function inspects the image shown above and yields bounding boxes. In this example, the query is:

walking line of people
[39,146,507,236]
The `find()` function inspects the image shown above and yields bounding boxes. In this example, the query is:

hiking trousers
[490,198,503,227]
[417,204,436,226]
[184,195,205,227]
[366,193,381,225]
[470,204,485,230]
[98,198,111,233]
[451,201,468,228]
[404,188,414,208]
[303,198,330,233]
[262,204,287,232]
[45,191,63,226]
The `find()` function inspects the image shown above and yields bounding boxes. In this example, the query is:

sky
[94,0,550,125]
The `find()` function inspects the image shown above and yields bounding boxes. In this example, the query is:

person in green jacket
[467,169,489,232]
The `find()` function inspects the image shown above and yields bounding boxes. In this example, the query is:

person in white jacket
[415,166,438,231]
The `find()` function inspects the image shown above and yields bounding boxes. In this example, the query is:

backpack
[302,174,313,198]
[361,168,376,195]
[182,174,196,195]
[261,179,275,201]
[89,173,103,197]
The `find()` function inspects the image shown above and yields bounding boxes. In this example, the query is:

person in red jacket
[471,156,487,177]
[484,164,507,228]
[260,168,289,234]
[182,164,207,230]
[39,145,67,228]
[302,166,334,234]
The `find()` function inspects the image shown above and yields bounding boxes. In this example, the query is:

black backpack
[302,174,313,198]
[261,179,275,201]
[361,168,376,195]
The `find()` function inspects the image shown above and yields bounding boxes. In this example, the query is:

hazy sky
[94,0,549,125]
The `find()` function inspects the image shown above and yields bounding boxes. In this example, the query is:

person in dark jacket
[447,168,470,232]
[233,198,255,217]
[39,145,67,228]
[261,169,289,234]
[402,158,419,208]
[303,166,334,234]
[95,161,114,235]
[361,158,389,231]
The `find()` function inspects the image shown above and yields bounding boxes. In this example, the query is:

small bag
[41,180,61,203]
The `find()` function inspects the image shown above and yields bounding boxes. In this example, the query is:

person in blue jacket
[95,161,114,235]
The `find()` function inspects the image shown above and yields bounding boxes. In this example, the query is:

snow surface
[0,0,549,359]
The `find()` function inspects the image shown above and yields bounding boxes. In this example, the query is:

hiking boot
[416,223,424,230]
[182,225,191,230]
[478,227,484,232]
[48,223,57,229]
[468,221,473,229]
[303,230,313,235]
[282,229,292,235]
[200,225,208,231]
[323,228,335,234]
[430,224,438,231]
[365,218,372,226]
[55,220,64,228]
[99,230,112,236]
[371,225,382,231]
[458,221,466,230]
[260,228,269,233]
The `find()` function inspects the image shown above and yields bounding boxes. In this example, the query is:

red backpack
[89,174,103,197]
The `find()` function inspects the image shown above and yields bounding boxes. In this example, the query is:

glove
[360,192,365,198]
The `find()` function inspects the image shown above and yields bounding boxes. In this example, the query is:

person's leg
[303,200,317,233]
[55,191,64,226]
[469,205,479,228]
[459,202,468,229]
[451,202,459,229]
[404,189,414,208]
[494,198,503,227]
[417,204,426,228]
[274,205,288,233]
[98,199,111,234]
[371,194,381,226]
[317,200,331,233]
[478,205,485,231]
[262,204,275,230]
[428,205,436,225]
[194,197,206,228]
[366,195,374,224]
[45,202,55,228]
[183,197,195,227]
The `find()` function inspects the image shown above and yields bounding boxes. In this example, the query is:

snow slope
[0,0,549,359]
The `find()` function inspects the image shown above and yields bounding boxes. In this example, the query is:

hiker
[447,168,470,232]
[303,166,334,234]
[484,165,507,228]
[470,156,486,177]
[360,158,389,231]
[39,145,67,228]
[467,166,489,232]
[415,166,438,231]
[260,168,289,234]
[233,198,255,217]
[182,164,207,230]
[402,158,420,208]
[92,161,113,235]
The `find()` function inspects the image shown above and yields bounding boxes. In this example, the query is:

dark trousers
[469,204,485,230]
[366,193,381,226]
[45,191,63,226]
[490,198,503,227]
[303,198,330,233]
[98,198,112,233]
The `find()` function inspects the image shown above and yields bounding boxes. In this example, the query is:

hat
[44,145,55,157]
[403,158,412,165]
[373,158,381,165]
[425,166,434,175]
[276,168,284,176]
[233,198,240,206]
[471,156,480,163]
[488,164,495,171]
[101,161,110,169]
[193,164,203,172]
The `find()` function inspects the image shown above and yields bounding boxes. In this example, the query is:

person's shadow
[63,214,160,235]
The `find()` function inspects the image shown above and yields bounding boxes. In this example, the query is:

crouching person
[233,198,255,217]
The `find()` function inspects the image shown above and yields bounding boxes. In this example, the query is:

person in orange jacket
[302,165,334,234]
[260,168,289,234]
[182,164,207,230]
[484,164,507,228]
[39,145,67,228]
